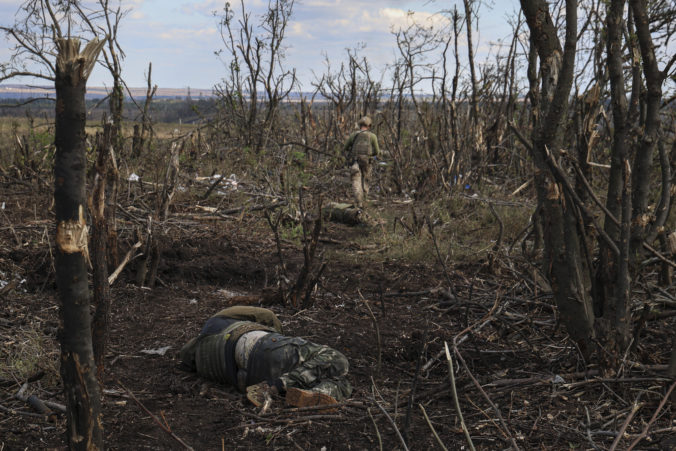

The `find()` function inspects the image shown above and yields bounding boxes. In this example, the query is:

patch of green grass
[326,191,531,267]
[0,325,59,387]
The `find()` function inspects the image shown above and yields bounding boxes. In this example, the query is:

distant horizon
[1,1,521,91]
[0,83,215,93]
[0,83,440,100]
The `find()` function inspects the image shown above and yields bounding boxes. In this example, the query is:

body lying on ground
[179,306,352,407]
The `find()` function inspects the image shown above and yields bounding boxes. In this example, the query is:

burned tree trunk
[520,0,596,356]
[54,37,105,450]
[91,123,115,378]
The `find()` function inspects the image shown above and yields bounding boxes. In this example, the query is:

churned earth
[1,178,674,450]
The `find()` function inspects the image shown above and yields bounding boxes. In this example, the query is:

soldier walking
[343,116,380,208]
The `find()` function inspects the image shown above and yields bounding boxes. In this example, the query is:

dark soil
[1,180,675,451]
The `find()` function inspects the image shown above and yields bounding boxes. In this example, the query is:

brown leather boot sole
[285,387,338,409]
[246,382,275,407]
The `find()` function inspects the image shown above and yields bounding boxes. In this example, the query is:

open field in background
[0,115,196,141]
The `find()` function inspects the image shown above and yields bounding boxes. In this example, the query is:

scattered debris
[140,346,172,356]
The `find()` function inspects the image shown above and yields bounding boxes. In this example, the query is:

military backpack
[350,131,372,160]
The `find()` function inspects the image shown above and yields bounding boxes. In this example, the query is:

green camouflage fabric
[249,334,352,401]
[344,130,380,160]
[212,306,283,333]
[344,128,380,207]
[180,307,352,401]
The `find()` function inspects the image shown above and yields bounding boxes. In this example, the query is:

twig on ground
[445,342,475,451]
[0,403,48,419]
[259,400,366,416]
[367,407,384,451]
[221,200,287,216]
[625,380,676,451]
[584,406,601,450]
[419,403,448,451]
[446,294,519,450]
[402,324,428,444]
[201,173,225,199]
[371,377,409,451]
[118,380,194,451]
[239,410,344,424]
[108,240,142,285]
[358,291,382,375]
[422,293,504,373]
[641,242,676,270]
[609,396,642,451]
[427,218,456,294]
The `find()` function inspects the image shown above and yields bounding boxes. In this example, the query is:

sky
[0,0,522,91]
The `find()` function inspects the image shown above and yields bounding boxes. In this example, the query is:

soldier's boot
[285,387,338,408]
[246,382,278,407]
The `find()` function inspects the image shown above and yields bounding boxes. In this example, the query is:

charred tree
[520,0,673,368]
[520,0,596,355]
[54,37,106,450]
[91,123,115,378]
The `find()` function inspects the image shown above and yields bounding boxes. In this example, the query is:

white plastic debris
[195,174,238,191]
[551,375,565,384]
[140,346,172,356]
[225,174,238,190]
[189,298,198,305]
[217,288,243,297]
[1,202,5,210]
[128,173,140,182]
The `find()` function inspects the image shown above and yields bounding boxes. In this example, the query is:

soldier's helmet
[357,116,372,127]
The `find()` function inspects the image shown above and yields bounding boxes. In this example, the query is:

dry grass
[342,191,532,267]
[0,321,60,387]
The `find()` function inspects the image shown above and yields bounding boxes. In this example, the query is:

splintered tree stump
[667,231,676,255]
[54,37,106,450]
[323,202,363,226]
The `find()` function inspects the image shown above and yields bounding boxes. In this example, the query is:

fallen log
[225,288,284,306]
[15,383,60,422]
[323,202,363,226]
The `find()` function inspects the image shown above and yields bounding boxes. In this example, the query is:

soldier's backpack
[351,131,371,159]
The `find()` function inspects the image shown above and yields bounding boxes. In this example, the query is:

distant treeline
[0,96,219,124]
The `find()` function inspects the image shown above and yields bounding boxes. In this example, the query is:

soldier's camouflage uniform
[344,126,380,208]
[180,306,352,401]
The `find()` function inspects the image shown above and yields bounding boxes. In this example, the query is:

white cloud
[159,27,217,41]
[179,0,268,16]
[293,5,449,40]
[288,22,312,40]
[357,8,450,33]
[130,10,145,20]
[180,0,221,16]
